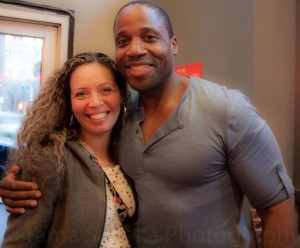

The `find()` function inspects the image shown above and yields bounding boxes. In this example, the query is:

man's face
[113,4,178,93]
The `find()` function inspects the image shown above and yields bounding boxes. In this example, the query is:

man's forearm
[257,196,298,248]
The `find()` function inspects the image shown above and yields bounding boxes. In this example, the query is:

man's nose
[126,38,146,57]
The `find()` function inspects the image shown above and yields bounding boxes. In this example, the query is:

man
[0,1,297,247]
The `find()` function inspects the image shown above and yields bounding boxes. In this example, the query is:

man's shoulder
[190,77,248,104]
[190,77,232,94]
[189,77,231,103]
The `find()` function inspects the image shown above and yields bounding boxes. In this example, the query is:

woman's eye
[74,91,86,98]
[101,87,113,95]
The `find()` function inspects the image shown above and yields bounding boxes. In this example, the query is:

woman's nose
[88,93,104,107]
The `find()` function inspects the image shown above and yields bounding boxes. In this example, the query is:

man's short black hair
[114,0,174,38]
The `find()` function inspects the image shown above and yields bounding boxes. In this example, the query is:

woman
[1,52,135,248]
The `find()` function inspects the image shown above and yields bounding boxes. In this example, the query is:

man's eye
[117,38,128,46]
[144,35,156,42]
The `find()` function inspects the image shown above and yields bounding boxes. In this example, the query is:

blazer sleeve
[1,174,59,248]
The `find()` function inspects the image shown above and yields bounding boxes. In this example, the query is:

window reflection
[0,34,43,146]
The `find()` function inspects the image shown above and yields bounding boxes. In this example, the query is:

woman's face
[70,62,122,140]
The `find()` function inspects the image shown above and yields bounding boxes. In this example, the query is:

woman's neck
[78,131,114,168]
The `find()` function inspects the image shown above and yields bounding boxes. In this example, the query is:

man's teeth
[130,65,149,71]
[90,113,107,119]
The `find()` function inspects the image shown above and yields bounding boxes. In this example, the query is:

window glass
[0,34,43,146]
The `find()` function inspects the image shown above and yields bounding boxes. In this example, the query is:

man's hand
[0,165,41,214]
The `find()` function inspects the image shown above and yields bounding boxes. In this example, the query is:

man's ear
[171,36,178,55]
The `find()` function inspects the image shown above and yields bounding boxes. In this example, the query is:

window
[0,1,74,147]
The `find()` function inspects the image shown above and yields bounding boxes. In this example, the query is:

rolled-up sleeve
[226,90,294,209]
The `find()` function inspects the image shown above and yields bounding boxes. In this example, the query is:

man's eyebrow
[140,27,160,35]
[114,29,126,38]
[114,27,159,38]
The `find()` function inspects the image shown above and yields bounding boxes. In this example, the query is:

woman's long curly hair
[6,52,129,183]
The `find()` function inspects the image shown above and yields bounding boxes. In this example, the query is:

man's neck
[139,76,189,143]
